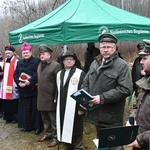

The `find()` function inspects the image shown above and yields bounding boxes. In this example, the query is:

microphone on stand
[129,116,135,126]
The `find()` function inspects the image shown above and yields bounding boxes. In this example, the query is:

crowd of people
[0,32,149,150]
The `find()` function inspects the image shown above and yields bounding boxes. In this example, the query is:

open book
[19,72,31,82]
[71,89,99,111]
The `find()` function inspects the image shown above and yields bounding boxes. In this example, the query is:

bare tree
[2,0,65,29]
[0,0,150,61]
[0,0,66,49]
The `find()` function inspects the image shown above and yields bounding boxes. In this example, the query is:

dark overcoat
[14,56,42,130]
[14,56,40,97]
[37,60,61,111]
[131,56,144,97]
[82,52,132,127]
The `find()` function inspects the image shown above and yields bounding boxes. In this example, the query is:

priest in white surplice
[0,45,19,123]
[56,51,85,150]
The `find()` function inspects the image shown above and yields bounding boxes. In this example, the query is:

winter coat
[83,45,100,73]
[131,56,144,97]
[14,56,40,97]
[37,60,61,111]
[82,51,132,127]
[132,76,150,150]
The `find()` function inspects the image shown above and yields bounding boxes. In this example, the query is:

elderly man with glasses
[82,32,132,150]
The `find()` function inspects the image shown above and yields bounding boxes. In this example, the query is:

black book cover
[71,89,99,111]
[97,125,139,148]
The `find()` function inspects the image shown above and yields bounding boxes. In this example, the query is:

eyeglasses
[138,48,143,50]
[100,46,114,50]
[64,58,74,61]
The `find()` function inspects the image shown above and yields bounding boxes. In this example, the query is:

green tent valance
[9,0,150,46]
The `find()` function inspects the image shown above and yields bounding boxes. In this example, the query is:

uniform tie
[97,58,105,74]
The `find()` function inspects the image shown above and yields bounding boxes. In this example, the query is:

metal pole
[63,45,67,53]
[121,0,124,9]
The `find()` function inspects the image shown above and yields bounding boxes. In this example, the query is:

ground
[0,117,96,150]
[0,100,134,150]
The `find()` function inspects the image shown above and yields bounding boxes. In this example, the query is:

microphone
[129,116,134,126]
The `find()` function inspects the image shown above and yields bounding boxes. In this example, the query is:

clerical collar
[65,68,71,71]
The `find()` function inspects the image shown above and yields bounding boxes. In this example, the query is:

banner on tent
[98,26,150,36]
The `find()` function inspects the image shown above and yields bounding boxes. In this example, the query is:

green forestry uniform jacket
[131,76,150,150]
[82,51,132,127]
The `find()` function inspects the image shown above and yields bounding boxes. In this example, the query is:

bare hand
[127,140,140,148]
[78,110,84,115]
[19,82,26,87]
[24,80,30,86]
[90,95,100,105]
[80,104,87,111]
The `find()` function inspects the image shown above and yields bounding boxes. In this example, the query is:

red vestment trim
[3,57,16,99]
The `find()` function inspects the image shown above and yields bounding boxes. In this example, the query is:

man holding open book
[82,32,132,150]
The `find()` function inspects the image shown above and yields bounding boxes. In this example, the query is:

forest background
[0,0,150,63]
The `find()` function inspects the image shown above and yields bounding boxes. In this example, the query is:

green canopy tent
[9,0,150,46]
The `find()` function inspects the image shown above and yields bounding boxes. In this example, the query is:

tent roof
[9,0,150,46]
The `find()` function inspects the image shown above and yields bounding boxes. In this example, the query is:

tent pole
[63,45,67,53]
